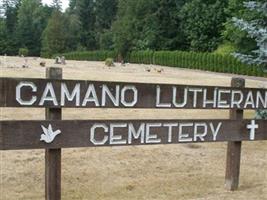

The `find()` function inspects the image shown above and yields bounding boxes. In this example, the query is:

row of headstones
[0,55,66,68]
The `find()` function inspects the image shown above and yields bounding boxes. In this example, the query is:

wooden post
[45,67,62,200]
[225,77,245,191]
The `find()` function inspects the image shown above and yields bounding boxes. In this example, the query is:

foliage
[16,0,50,56]
[127,51,264,77]
[223,0,266,54]
[0,0,20,55]
[72,0,97,50]
[230,1,267,119]
[41,11,66,57]
[99,30,114,50]
[61,50,264,77]
[105,58,115,67]
[0,19,8,54]
[112,0,187,57]
[58,51,117,61]
[0,0,264,65]
[51,0,62,11]
[214,43,237,55]
[179,0,228,52]
[18,47,29,56]
[232,2,267,67]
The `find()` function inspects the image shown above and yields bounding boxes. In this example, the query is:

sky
[42,0,69,11]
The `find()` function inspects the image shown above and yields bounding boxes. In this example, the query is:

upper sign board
[0,78,266,109]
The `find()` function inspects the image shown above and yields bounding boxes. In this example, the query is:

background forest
[0,0,266,64]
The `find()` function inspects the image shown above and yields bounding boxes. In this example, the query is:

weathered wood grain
[45,67,62,200]
[225,78,244,191]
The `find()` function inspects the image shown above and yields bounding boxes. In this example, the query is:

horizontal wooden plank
[0,77,267,109]
[0,119,266,150]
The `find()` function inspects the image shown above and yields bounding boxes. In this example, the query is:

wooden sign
[0,77,267,109]
[0,68,266,197]
[0,119,266,150]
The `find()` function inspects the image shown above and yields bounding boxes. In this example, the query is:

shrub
[128,50,263,77]
[19,48,29,57]
[105,58,115,67]
[214,43,237,55]
[52,50,263,77]
[57,51,117,61]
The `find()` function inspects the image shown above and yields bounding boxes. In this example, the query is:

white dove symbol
[40,124,61,143]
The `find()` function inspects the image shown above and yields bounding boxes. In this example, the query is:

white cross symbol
[246,120,258,140]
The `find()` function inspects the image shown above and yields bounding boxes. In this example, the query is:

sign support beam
[45,67,62,200]
[225,77,245,191]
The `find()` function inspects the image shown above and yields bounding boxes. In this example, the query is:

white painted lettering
[82,84,100,106]
[146,123,162,143]
[90,123,108,145]
[39,83,58,106]
[61,83,80,106]
[128,123,145,144]
[16,82,37,105]
[178,123,193,142]
[110,123,127,145]
[121,85,138,107]
[209,122,222,141]
[156,85,171,107]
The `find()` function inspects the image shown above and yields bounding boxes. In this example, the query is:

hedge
[58,51,117,61]
[53,50,264,77]
[127,51,264,77]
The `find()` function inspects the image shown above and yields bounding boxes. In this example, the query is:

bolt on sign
[0,77,267,109]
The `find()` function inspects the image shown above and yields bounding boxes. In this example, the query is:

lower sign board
[0,119,266,150]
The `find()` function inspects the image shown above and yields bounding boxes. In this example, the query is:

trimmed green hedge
[54,50,264,77]
[59,51,117,61]
[127,50,264,77]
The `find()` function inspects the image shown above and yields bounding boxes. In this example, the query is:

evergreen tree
[41,11,66,57]
[0,19,8,54]
[223,0,264,54]
[112,0,187,57]
[75,0,96,50]
[16,0,46,55]
[179,0,228,52]
[1,0,20,55]
[69,0,77,12]
[232,1,267,66]
[231,1,267,119]
[95,0,117,49]
[95,0,117,32]
[51,0,62,11]
[64,11,82,51]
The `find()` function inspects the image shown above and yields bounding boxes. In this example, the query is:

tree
[223,0,264,54]
[95,0,117,32]
[74,0,96,50]
[16,0,47,56]
[112,0,187,57]
[41,11,66,57]
[179,0,228,52]
[0,19,8,54]
[232,1,267,66]
[64,11,82,51]
[1,0,21,55]
[95,0,117,49]
[51,0,62,11]
[231,1,267,119]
